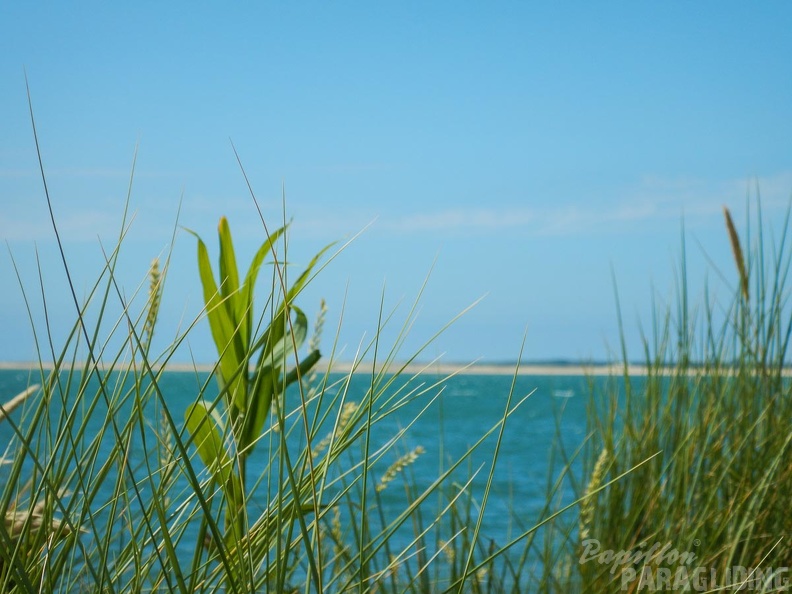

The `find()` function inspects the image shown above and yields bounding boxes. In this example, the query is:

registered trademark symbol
[693,539,701,547]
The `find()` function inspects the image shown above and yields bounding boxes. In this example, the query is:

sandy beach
[3,359,789,377]
[0,360,655,376]
[318,361,647,376]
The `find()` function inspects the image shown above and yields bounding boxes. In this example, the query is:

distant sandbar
[0,360,647,376]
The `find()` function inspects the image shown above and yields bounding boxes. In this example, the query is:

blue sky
[1,3,791,365]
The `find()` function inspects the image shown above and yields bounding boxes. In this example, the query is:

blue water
[0,367,598,581]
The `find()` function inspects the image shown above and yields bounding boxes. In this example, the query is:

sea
[0,367,607,578]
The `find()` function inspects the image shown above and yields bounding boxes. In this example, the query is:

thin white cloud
[2,201,183,244]
[379,202,660,237]
[0,209,121,243]
[533,202,658,236]
[373,171,792,237]
[3,171,790,244]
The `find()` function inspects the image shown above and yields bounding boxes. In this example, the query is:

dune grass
[4,175,789,592]
[4,194,624,592]
[6,182,789,592]
[550,201,792,592]
[1,97,619,592]
[5,91,790,593]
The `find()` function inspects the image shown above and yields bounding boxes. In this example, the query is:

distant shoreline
[3,360,787,377]
[0,360,637,376]
[320,361,644,376]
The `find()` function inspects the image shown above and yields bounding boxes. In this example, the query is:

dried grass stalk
[0,384,40,423]
[723,206,749,302]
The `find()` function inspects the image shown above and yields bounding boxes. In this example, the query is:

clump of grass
[559,198,792,592]
[3,194,617,592]
[5,85,668,592]
[3,93,603,591]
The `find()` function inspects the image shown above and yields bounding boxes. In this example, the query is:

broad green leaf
[184,401,243,511]
[217,216,241,321]
[185,401,230,480]
[246,241,332,356]
[240,225,286,348]
[270,305,308,365]
[285,243,335,304]
[217,217,240,300]
[241,365,276,451]
[218,358,250,421]
[190,232,232,355]
[217,218,250,411]
[253,306,308,368]
[248,240,330,359]
[223,474,244,520]
[187,227,248,410]
[279,348,321,392]
[251,306,286,357]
